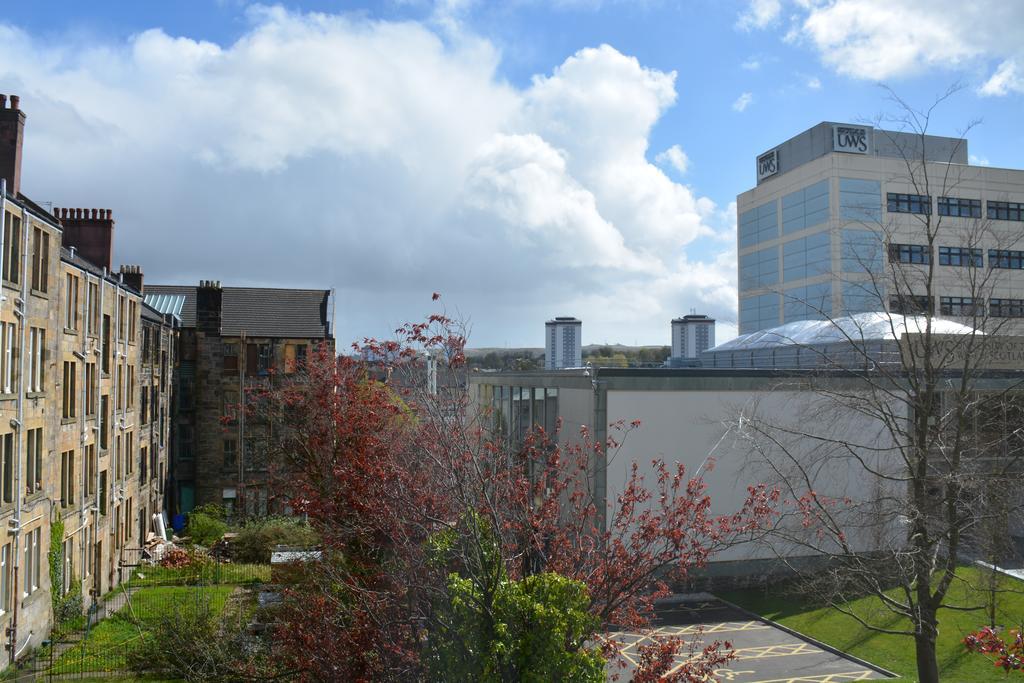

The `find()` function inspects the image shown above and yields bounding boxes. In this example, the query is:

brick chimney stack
[54,207,115,270]
[0,94,26,197]
[120,264,144,294]
[196,279,223,336]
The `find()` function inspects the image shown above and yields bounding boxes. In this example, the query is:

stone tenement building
[0,92,176,656]
[145,283,334,517]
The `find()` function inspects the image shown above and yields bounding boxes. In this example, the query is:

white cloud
[732,92,754,112]
[0,9,736,346]
[736,0,781,31]
[805,75,821,90]
[969,154,990,166]
[979,59,1024,96]
[783,0,1024,93]
[741,57,761,70]
[655,144,689,174]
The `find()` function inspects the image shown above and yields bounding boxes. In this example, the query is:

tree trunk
[914,625,940,683]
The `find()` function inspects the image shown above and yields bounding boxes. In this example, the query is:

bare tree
[730,89,1024,683]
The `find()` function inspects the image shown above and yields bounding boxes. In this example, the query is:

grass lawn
[50,585,235,674]
[720,566,1023,682]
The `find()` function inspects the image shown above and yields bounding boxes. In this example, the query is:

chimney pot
[0,95,6,109]
[9,96,18,111]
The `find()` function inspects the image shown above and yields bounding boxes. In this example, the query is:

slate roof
[60,247,139,292]
[145,285,332,339]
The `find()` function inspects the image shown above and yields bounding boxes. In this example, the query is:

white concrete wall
[604,388,901,562]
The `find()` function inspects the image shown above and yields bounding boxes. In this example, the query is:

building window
[28,327,45,393]
[987,201,1024,222]
[178,425,194,461]
[118,296,126,340]
[102,315,111,374]
[738,201,778,248]
[990,298,1024,318]
[937,196,981,218]
[127,366,135,409]
[839,178,882,223]
[125,431,134,476]
[115,365,123,412]
[988,249,1024,269]
[23,528,40,596]
[257,344,272,374]
[30,227,49,293]
[87,281,99,335]
[223,440,237,470]
[2,213,19,285]
[223,343,238,371]
[26,428,42,494]
[63,361,77,419]
[128,300,137,343]
[940,296,980,316]
[114,434,122,480]
[0,322,15,394]
[888,243,931,265]
[100,395,109,449]
[99,470,108,515]
[938,246,983,267]
[887,193,931,215]
[85,363,96,415]
[65,273,79,330]
[0,543,9,614]
[86,444,96,497]
[60,450,75,507]
[890,295,933,315]
[140,386,149,425]
[140,445,148,482]
[0,434,12,504]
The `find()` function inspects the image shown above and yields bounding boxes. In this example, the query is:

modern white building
[738,122,1024,334]
[671,314,715,359]
[471,326,1024,577]
[545,316,582,369]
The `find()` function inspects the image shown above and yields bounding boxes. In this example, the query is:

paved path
[603,595,891,683]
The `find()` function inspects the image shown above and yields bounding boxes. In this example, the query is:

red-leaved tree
[248,303,775,681]
[965,626,1024,673]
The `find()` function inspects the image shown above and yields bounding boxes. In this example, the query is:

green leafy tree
[430,571,604,682]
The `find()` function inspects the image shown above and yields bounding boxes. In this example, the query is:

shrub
[127,598,275,681]
[186,513,227,547]
[233,517,318,564]
[190,503,229,522]
[428,572,605,682]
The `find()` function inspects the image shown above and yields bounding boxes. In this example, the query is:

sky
[1,1,1022,348]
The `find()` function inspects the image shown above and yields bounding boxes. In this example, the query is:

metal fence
[8,553,271,681]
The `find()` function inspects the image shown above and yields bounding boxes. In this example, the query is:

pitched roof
[145,285,332,339]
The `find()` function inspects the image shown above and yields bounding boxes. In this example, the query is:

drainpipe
[9,203,31,663]
[97,270,105,598]
[78,271,90,601]
[0,179,6,318]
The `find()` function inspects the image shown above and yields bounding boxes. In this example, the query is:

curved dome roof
[711,312,980,352]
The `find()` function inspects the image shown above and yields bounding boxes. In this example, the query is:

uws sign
[833,125,871,155]
[757,149,779,182]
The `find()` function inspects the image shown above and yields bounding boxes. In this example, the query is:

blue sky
[1,1,1022,346]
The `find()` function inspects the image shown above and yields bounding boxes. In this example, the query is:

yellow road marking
[743,670,878,683]
[732,642,821,659]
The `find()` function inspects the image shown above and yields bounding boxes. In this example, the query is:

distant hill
[465,344,666,357]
